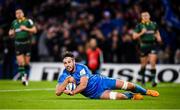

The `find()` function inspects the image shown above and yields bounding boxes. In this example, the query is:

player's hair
[15,8,26,14]
[140,11,151,17]
[15,8,24,12]
[62,51,75,60]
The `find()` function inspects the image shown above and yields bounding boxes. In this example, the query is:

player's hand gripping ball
[66,83,76,91]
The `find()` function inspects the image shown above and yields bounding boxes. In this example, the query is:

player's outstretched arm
[70,76,88,96]
[56,77,73,96]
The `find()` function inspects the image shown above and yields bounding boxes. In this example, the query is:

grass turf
[0,80,180,109]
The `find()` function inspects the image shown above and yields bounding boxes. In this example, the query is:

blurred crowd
[0,0,180,64]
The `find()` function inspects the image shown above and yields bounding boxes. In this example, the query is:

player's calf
[118,80,158,96]
[101,91,143,100]
[119,81,146,95]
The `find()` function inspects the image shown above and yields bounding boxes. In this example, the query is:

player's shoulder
[76,63,88,69]
[58,69,69,80]
[25,18,34,25]
[76,63,90,76]
[12,19,17,24]
[59,69,68,76]
[135,23,142,28]
[76,63,90,73]
[62,69,69,74]
[151,21,157,25]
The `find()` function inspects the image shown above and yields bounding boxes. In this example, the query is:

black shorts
[140,44,157,57]
[15,41,31,56]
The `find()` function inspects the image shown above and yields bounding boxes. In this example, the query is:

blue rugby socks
[133,84,147,95]
[123,92,133,99]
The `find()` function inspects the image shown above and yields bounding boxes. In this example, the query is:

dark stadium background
[0,0,179,79]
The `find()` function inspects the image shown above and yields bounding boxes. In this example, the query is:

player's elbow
[55,92,60,96]
[55,91,62,96]
[81,84,87,90]
[33,28,37,34]
[132,33,140,40]
[32,27,37,34]
[132,34,137,40]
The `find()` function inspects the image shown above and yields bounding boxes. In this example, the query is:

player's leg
[16,54,27,85]
[25,55,30,76]
[24,43,31,76]
[100,90,143,100]
[23,55,30,86]
[16,54,25,76]
[139,56,148,86]
[22,43,32,86]
[149,53,157,87]
[100,77,148,99]
[115,79,159,97]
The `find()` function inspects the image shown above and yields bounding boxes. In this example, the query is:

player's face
[15,9,24,19]
[63,57,75,72]
[141,12,150,22]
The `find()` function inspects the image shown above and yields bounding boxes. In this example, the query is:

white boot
[21,74,28,86]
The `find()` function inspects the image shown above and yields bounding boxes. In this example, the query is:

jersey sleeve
[28,19,35,28]
[79,65,91,79]
[153,22,159,31]
[134,24,141,33]
[57,70,70,84]
[10,20,15,29]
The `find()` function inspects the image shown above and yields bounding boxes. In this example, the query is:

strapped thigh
[122,81,128,90]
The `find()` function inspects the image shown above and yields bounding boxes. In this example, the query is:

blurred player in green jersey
[133,12,162,87]
[9,9,37,86]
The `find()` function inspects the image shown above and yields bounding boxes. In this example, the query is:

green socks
[151,69,156,83]
[139,67,146,85]
[18,66,26,77]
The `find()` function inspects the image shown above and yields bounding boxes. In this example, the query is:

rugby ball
[66,83,76,91]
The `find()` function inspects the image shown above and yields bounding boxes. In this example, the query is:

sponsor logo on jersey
[15,28,22,32]
[145,30,155,34]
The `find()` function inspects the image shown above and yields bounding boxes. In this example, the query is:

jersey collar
[141,20,151,25]
[17,17,26,23]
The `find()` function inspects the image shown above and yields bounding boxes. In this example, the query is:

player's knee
[141,63,147,68]
[25,58,30,65]
[18,61,24,66]
[150,63,156,68]
[17,60,25,66]
[128,82,136,90]
[25,62,30,65]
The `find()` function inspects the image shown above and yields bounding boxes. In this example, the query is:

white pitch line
[0,88,54,92]
[155,84,180,88]
[0,84,179,93]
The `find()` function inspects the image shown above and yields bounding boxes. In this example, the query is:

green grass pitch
[0,80,180,109]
